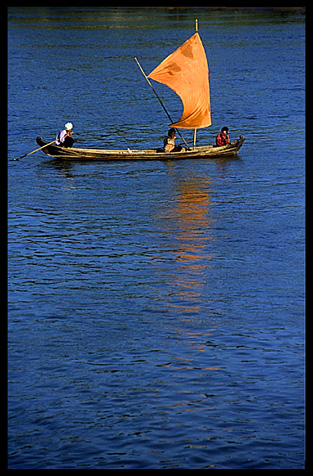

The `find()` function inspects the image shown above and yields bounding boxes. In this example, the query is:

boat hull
[36,136,245,161]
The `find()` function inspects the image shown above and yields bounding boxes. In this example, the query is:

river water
[8,7,305,469]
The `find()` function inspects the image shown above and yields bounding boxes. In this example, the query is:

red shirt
[216,132,229,146]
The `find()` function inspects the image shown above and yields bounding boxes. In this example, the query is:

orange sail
[148,32,211,129]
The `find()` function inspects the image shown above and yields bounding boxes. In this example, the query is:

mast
[193,18,198,149]
[193,129,197,149]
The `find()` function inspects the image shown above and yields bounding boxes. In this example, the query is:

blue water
[8,7,305,469]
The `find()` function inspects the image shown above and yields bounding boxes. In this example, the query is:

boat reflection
[151,166,216,319]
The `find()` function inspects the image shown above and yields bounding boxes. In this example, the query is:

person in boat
[216,126,230,147]
[163,128,182,152]
[56,122,74,148]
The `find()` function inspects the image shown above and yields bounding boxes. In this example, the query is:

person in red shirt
[216,126,230,146]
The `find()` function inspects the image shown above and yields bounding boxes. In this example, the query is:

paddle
[13,139,57,161]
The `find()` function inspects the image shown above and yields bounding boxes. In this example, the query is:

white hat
[65,122,73,131]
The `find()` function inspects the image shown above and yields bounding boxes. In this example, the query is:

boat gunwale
[36,136,245,160]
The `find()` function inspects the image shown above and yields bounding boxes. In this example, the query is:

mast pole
[193,19,198,148]
[134,57,190,150]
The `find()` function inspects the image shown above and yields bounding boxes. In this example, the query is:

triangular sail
[148,32,211,129]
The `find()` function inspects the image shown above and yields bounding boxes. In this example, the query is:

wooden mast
[193,129,197,149]
[193,19,198,150]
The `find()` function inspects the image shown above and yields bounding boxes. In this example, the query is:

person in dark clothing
[216,126,230,146]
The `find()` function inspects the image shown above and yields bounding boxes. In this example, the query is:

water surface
[8,7,305,469]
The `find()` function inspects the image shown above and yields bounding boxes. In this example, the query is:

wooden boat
[36,135,245,161]
[36,21,244,161]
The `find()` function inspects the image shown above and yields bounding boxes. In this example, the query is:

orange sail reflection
[174,176,214,266]
[150,172,215,317]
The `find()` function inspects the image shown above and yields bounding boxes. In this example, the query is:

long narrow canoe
[36,135,245,161]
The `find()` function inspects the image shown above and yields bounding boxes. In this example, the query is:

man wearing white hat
[56,122,74,147]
